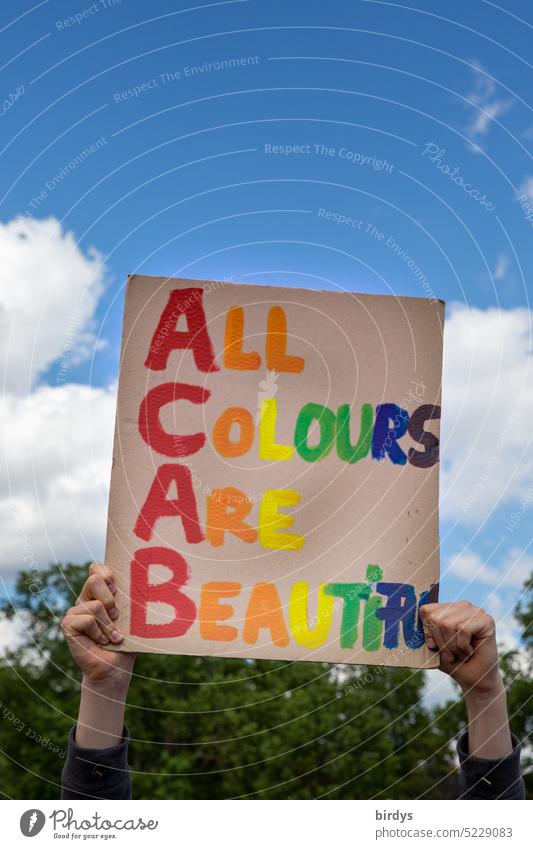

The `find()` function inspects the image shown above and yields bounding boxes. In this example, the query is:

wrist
[76,677,129,749]
[81,673,130,701]
[462,671,505,705]
[461,674,512,759]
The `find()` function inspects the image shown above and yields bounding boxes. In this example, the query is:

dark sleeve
[456,730,525,799]
[61,724,132,799]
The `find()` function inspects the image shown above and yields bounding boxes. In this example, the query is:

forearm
[457,676,524,799]
[75,676,128,749]
[463,674,512,759]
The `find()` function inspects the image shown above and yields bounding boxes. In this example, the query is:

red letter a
[145,288,219,372]
[130,547,197,638]
[134,464,204,543]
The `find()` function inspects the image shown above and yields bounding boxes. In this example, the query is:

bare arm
[420,601,512,759]
[61,562,135,748]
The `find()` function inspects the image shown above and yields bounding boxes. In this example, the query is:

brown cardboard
[105,275,444,668]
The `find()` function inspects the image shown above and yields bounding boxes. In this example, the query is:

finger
[425,631,437,650]
[78,573,118,619]
[61,612,109,645]
[71,600,123,643]
[439,649,458,670]
[469,609,496,641]
[421,602,473,655]
[422,608,453,654]
[456,612,495,651]
[436,613,474,659]
[429,621,446,653]
[421,600,472,622]
[438,605,493,654]
[453,619,477,655]
[89,562,117,594]
[420,603,457,650]
[419,603,439,622]
[420,605,442,650]
[419,603,438,649]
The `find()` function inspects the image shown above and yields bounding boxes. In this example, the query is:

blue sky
[1,0,532,668]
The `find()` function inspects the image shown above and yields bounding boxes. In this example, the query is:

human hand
[420,601,501,696]
[61,562,135,692]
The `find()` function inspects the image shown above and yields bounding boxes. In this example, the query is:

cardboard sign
[105,275,444,668]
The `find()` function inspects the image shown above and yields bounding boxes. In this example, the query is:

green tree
[499,572,533,796]
[0,562,528,799]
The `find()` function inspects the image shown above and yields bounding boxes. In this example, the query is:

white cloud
[448,548,533,589]
[492,253,508,282]
[446,549,530,652]
[0,382,116,575]
[423,669,459,708]
[441,303,533,524]
[464,61,511,146]
[0,216,107,394]
[0,216,114,579]
[0,613,25,656]
[467,100,510,138]
[483,592,522,651]
[517,175,533,203]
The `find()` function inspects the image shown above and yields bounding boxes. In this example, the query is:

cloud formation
[441,303,533,525]
[448,547,533,589]
[492,253,509,283]
[0,216,106,394]
[1,217,114,581]
[1,382,116,576]
[446,548,530,651]
[464,61,512,148]
[517,175,533,203]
